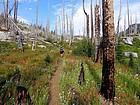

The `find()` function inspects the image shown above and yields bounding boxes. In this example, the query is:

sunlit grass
[60,55,140,104]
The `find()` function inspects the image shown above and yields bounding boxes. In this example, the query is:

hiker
[60,46,64,57]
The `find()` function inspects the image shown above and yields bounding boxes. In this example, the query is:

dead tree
[55,16,58,41]
[134,14,137,35]
[47,0,50,36]
[69,0,74,46]
[6,0,9,30]
[66,14,69,36]
[78,63,85,85]
[90,0,94,43]
[59,15,61,36]
[35,0,38,51]
[101,0,115,104]
[83,16,85,38]
[127,0,130,37]
[2,0,6,19]
[62,0,65,41]
[124,16,126,37]
[116,0,121,44]
[94,4,100,63]
[83,0,89,42]
[14,0,18,23]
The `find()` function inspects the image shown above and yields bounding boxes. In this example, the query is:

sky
[0,0,140,35]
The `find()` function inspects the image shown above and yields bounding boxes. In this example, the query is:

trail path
[48,58,62,105]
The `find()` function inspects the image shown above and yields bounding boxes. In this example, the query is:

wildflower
[118,86,121,88]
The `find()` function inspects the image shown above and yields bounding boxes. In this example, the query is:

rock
[124,52,138,58]
[38,45,46,48]
[123,37,133,45]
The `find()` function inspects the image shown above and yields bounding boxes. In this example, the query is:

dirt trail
[48,58,62,105]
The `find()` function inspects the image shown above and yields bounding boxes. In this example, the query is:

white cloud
[55,0,140,35]
[29,8,32,10]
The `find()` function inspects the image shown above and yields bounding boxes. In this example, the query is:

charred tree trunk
[78,63,85,85]
[83,0,89,42]
[94,4,101,63]
[101,0,115,104]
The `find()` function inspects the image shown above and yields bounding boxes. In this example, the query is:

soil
[48,58,62,105]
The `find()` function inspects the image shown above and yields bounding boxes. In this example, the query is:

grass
[0,40,140,105]
[0,41,60,104]
[60,54,140,105]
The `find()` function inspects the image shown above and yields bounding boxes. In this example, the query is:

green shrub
[0,41,17,53]
[45,37,54,43]
[44,54,53,63]
[72,40,94,57]
[133,38,140,48]
[116,38,125,62]
[129,53,134,68]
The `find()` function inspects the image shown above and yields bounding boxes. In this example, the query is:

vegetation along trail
[48,58,62,105]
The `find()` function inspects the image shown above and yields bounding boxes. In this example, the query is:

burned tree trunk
[101,0,115,104]
[83,0,89,42]
[94,4,101,63]
[78,63,85,85]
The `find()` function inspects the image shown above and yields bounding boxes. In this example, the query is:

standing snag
[94,4,101,63]
[83,0,89,41]
[78,63,85,85]
[101,0,115,104]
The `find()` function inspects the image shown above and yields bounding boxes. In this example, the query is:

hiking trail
[48,58,62,105]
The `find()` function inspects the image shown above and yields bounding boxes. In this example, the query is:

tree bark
[14,0,18,23]
[6,0,9,30]
[83,0,89,42]
[101,0,115,104]
[127,0,130,37]
[116,0,121,44]
[47,0,50,37]
[94,4,100,63]
[90,0,94,43]
[134,14,137,35]
[69,0,74,46]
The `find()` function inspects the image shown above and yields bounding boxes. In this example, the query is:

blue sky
[0,0,140,35]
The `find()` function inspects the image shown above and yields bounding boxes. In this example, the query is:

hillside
[126,23,140,35]
[0,14,46,42]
